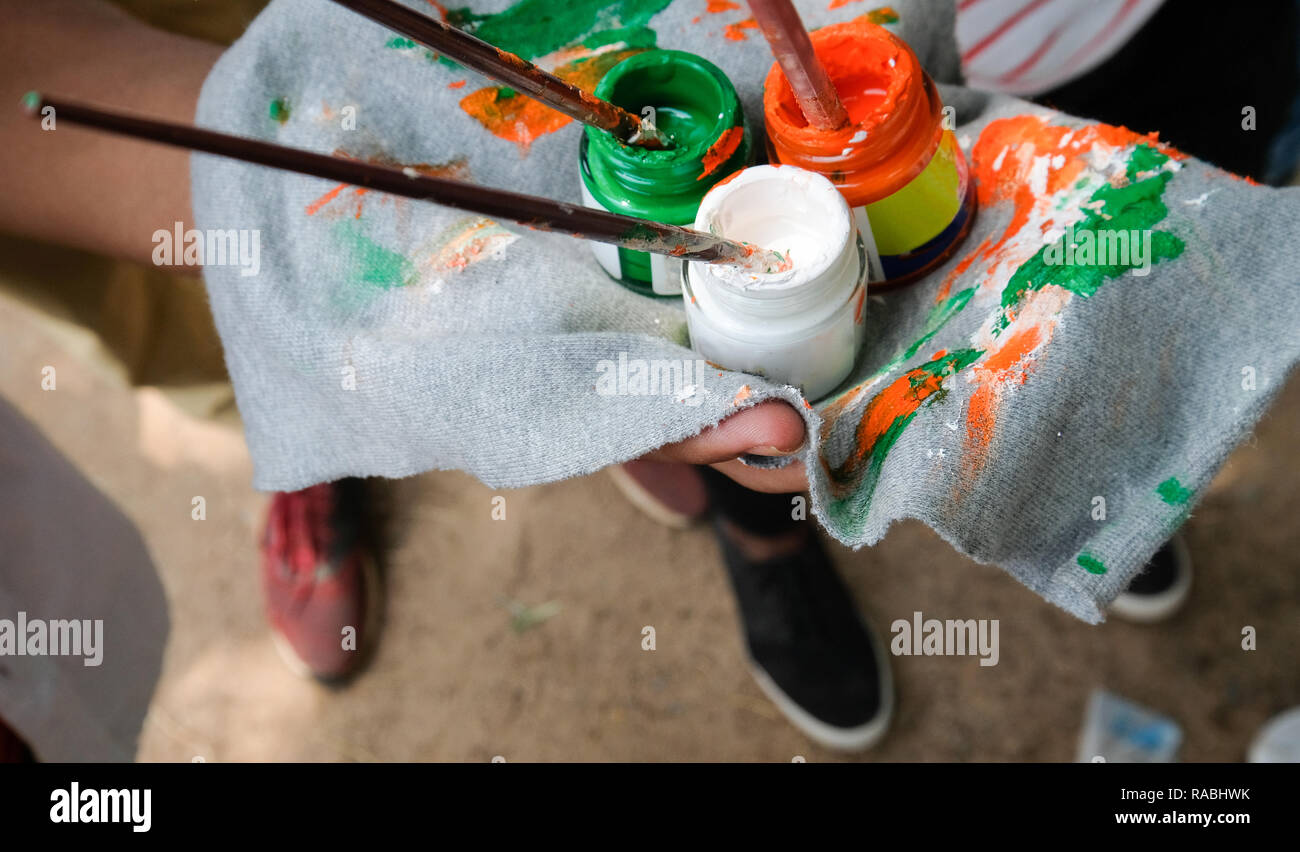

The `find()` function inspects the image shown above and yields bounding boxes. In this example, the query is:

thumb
[645,400,807,466]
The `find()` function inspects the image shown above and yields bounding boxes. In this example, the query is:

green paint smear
[827,348,983,530]
[385,36,463,69]
[822,144,1186,537]
[1077,552,1107,575]
[582,25,658,51]
[22,90,40,110]
[884,287,975,376]
[621,222,659,243]
[269,97,291,124]
[461,0,671,59]
[333,221,415,290]
[389,3,668,85]
[821,287,976,411]
[1156,476,1194,505]
[998,143,1185,328]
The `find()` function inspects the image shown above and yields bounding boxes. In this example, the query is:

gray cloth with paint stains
[193,0,1300,623]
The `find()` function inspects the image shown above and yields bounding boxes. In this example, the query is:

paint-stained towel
[192,0,1300,622]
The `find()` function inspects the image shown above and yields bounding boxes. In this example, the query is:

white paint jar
[682,165,867,401]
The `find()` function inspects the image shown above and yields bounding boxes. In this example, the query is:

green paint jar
[579,50,753,298]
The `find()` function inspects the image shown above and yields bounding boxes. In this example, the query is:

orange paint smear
[827,0,902,18]
[459,47,645,153]
[427,218,514,273]
[972,116,1186,226]
[706,0,740,11]
[935,115,1187,302]
[960,324,1044,485]
[933,236,988,302]
[830,0,900,14]
[725,18,758,40]
[305,183,348,216]
[699,126,745,180]
[448,80,467,89]
[732,384,752,406]
[712,168,746,189]
[834,367,946,478]
[305,153,470,218]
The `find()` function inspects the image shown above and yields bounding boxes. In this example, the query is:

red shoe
[261,480,381,683]
[607,460,709,529]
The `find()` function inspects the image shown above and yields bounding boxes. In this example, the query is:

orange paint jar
[763,19,975,288]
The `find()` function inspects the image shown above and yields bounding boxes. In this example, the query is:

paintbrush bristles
[749,0,848,131]
[22,94,781,269]
[329,0,669,150]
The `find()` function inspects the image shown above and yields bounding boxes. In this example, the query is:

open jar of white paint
[682,165,867,401]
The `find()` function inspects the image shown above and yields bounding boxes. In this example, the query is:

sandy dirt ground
[1,284,1296,762]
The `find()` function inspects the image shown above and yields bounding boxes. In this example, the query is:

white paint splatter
[1028,155,1050,196]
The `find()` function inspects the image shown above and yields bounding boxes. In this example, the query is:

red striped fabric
[957,0,1165,96]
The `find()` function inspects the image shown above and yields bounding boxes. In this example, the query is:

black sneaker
[715,521,893,752]
[1109,532,1193,623]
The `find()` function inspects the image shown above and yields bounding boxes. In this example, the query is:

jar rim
[762,20,943,206]
[586,50,745,182]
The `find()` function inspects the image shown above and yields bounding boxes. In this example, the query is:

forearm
[0,0,223,265]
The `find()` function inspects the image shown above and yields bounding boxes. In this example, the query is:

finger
[708,457,808,493]
[646,400,806,466]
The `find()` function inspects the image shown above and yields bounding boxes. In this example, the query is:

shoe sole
[1108,532,1193,624]
[270,550,384,685]
[606,464,699,530]
[744,616,895,754]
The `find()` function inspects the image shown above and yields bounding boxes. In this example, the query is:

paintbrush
[21,93,784,270]
[328,0,670,150]
[748,0,849,131]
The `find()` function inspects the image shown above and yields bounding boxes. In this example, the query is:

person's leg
[0,397,167,761]
[607,459,709,529]
[700,466,893,751]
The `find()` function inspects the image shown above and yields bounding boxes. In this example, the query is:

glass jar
[580,49,752,298]
[682,165,867,401]
[763,19,975,289]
